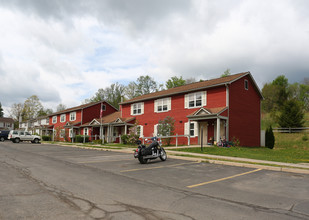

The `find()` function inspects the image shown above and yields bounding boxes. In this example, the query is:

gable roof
[120,72,262,105]
[0,117,14,123]
[81,111,135,126]
[48,100,117,117]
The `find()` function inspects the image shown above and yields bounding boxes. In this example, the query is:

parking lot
[1,141,309,219]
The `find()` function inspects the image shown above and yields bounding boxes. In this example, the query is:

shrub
[265,126,275,149]
[302,134,308,142]
[42,135,51,141]
[121,134,129,144]
[231,136,240,146]
[75,135,90,143]
[92,139,103,145]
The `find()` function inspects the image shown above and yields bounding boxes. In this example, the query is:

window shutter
[130,104,133,115]
[202,91,207,106]
[168,97,171,111]
[184,122,188,135]
[184,94,188,108]
[154,100,158,113]
[141,102,144,114]
[193,121,198,137]
[153,124,158,136]
[139,125,144,137]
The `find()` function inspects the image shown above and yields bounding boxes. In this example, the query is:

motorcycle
[134,137,167,164]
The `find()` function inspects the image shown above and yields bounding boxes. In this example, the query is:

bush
[42,135,51,141]
[75,135,90,143]
[121,134,129,144]
[92,139,103,145]
[302,134,308,142]
[265,126,275,149]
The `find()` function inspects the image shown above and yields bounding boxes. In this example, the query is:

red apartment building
[48,101,117,141]
[117,72,263,146]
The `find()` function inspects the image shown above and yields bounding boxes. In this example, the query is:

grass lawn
[171,133,309,164]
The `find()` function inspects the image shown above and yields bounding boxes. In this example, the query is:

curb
[43,143,309,175]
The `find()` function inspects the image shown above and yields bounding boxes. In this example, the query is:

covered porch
[187,107,229,146]
[84,112,136,143]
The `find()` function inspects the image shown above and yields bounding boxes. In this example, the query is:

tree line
[262,75,309,128]
[4,73,308,129]
[84,75,190,108]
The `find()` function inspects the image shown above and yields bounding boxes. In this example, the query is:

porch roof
[187,107,228,120]
[64,121,81,128]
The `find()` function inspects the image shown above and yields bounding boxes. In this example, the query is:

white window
[52,116,57,124]
[154,97,171,113]
[70,112,76,121]
[69,129,73,138]
[184,121,198,137]
[131,102,144,115]
[60,114,66,123]
[84,128,88,136]
[185,91,206,108]
[60,129,65,138]
[136,125,143,137]
[244,79,249,90]
[154,123,171,136]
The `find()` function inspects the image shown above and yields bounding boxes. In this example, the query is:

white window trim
[52,116,57,124]
[84,128,88,136]
[154,97,171,113]
[185,91,206,109]
[244,79,249,90]
[69,129,73,138]
[131,102,144,116]
[60,129,65,138]
[184,121,198,137]
[70,112,76,121]
[137,125,144,138]
[60,114,66,123]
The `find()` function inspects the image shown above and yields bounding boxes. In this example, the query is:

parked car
[0,130,10,142]
[8,130,41,144]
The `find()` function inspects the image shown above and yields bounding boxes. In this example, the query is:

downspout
[225,83,229,141]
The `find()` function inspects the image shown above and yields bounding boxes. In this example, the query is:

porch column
[125,124,127,135]
[216,118,221,143]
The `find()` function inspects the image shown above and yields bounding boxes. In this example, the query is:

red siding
[229,76,261,146]
[121,86,227,145]
[82,102,116,123]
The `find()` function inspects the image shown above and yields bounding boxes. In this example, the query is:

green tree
[265,126,275,149]
[272,75,289,108]
[157,116,175,146]
[165,76,186,89]
[56,104,67,112]
[288,82,309,111]
[86,82,125,109]
[0,102,3,117]
[125,81,138,99]
[278,99,305,128]
[221,68,231,77]
[136,75,158,96]
[23,95,43,120]
[37,107,53,116]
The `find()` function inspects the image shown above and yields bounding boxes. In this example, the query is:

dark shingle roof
[120,72,259,105]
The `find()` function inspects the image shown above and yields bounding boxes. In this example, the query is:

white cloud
[1,0,309,117]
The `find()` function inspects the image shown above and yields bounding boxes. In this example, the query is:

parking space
[2,141,309,217]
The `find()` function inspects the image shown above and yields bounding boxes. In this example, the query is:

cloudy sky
[1,0,309,116]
